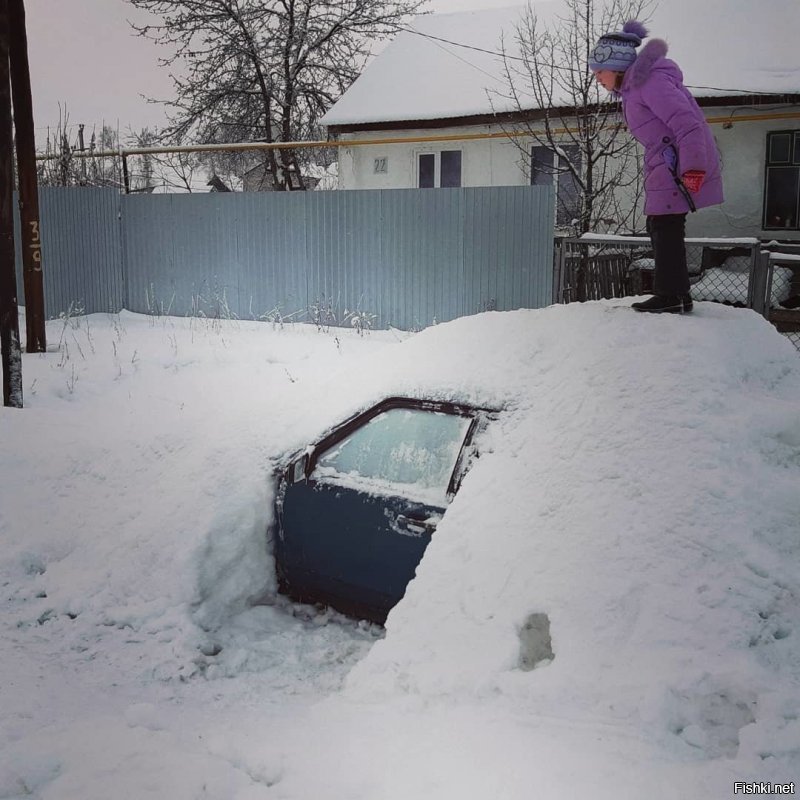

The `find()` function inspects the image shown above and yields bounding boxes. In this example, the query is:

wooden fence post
[9,0,46,353]
[0,0,23,407]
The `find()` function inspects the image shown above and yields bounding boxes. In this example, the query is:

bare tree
[497,0,653,241]
[86,125,125,189]
[37,108,125,189]
[36,105,82,186]
[128,127,158,191]
[126,0,425,190]
[134,143,206,193]
[125,126,209,192]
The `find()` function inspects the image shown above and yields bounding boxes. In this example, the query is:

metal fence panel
[16,185,555,330]
[377,188,466,329]
[14,187,123,318]
[242,191,309,320]
[304,188,384,326]
[463,185,555,317]
[121,186,555,330]
[122,192,309,320]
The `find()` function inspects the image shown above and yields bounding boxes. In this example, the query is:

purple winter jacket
[618,39,723,216]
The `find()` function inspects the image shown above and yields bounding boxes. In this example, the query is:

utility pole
[9,0,46,353]
[0,0,23,407]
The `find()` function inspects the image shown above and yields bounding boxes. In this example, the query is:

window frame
[763,130,800,231]
[416,149,463,189]
[530,143,582,229]
[294,397,496,499]
[313,406,474,505]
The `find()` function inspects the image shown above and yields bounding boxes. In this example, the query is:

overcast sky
[24,0,508,147]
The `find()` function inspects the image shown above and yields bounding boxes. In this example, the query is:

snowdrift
[1,301,799,798]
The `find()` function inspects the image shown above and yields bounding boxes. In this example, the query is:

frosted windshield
[315,408,472,503]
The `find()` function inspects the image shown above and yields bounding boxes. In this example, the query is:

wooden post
[0,0,23,407]
[8,0,45,352]
[122,151,130,194]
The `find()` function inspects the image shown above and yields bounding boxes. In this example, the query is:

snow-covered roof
[322,0,800,128]
[322,5,528,127]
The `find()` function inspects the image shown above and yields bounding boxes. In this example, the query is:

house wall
[705,107,800,242]
[335,105,800,242]
[338,123,528,191]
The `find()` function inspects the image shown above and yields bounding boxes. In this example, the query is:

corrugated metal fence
[14,185,554,331]
[14,187,123,317]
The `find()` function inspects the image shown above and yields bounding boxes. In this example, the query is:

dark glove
[681,170,706,194]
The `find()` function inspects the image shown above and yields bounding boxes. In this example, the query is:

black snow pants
[646,213,690,296]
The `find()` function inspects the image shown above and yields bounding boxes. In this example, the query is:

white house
[321,1,800,241]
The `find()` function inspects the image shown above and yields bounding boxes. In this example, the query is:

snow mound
[336,303,800,769]
[2,302,799,796]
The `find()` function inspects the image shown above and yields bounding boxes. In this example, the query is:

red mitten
[682,170,706,194]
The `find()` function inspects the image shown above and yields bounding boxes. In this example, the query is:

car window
[314,408,472,505]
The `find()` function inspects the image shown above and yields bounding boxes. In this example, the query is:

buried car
[273,397,496,624]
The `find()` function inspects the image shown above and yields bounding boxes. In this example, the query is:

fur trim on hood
[625,38,669,89]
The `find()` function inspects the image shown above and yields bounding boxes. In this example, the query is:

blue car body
[273,397,495,623]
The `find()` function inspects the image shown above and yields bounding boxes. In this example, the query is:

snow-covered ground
[1,301,799,799]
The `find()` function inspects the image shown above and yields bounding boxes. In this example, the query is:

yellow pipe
[35,109,800,161]
[707,110,800,125]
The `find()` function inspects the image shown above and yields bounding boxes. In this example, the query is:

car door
[275,398,486,623]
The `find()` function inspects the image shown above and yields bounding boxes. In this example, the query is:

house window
[419,153,435,188]
[418,151,462,188]
[531,145,582,228]
[764,131,800,230]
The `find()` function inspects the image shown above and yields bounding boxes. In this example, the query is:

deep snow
[1,301,799,798]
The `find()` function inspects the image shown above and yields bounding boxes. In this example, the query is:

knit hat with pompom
[588,20,648,72]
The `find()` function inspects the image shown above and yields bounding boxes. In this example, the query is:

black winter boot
[632,294,693,314]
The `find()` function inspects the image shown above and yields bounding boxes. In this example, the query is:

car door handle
[395,514,438,535]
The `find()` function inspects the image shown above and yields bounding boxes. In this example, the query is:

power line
[688,85,792,97]
[392,24,792,98]
[407,26,505,83]
[394,24,571,72]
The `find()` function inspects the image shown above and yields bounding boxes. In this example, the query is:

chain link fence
[554,236,800,353]
[766,245,800,354]
[784,331,800,350]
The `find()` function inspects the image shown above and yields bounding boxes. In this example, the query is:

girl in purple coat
[589,21,724,313]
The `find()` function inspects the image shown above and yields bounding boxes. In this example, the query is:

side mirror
[290,454,308,484]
